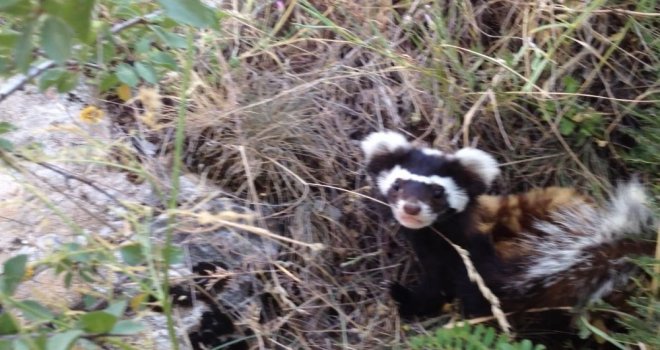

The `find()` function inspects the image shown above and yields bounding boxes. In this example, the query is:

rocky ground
[0,84,180,347]
[1,82,282,349]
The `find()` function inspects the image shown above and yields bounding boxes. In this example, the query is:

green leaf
[98,72,119,93]
[0,0,31,15]
[229,56,240,68]
[46,330,84,350]
[109,320,145,335]
[579,316,628,350]
[41,16,74,64]
[0,122,16,134]
[0,312,19,335]
[78,311,118,334]
[0,340,12,350]
[38,68,66,91]
[119,243,145,266]
[75,339,98,350]
[43,0,95,42]
[0,0,21,9]
[135,62,158,84]
[520,339,533,350]
[149,51,177,70]
[163,245,183,265]
[482,327,496,346]
[63,271,73,288]
[14,21,35,72]
[0,138,13,152]
[1,254,27,295]
[0,31,20,53]
[562,75,580,94]
[56,71,79,93]
[559,118,576,136]
[113,2,142,18]
[101,41,116,63]
[82,294,97,310]
[157,0,217,28]
[12,339,29,350]
[150,25,188,49]
[104,300,127,318]
[135,37,152,54]
[16,300,54,322]
[116,64,139,87]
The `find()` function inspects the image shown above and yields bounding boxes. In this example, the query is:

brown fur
[474,187,654,310]
[475,188,592,261]
[511,238,654,309]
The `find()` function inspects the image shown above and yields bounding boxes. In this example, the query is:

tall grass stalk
[160,28,196,350]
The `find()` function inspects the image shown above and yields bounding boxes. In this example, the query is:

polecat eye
[433,187,445,198]
[392,179,401,192]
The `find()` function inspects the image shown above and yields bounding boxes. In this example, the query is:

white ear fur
[454,148,500,188]
[361,131,411,163]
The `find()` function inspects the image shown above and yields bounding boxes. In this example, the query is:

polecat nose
[403,203,421,215]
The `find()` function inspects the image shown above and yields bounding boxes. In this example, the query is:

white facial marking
[377,165,469,212]
[393,199,437,229]
[454,148,500,188]
[361,131,411,162]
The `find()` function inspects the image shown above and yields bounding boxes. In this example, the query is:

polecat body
[361,131,655,318]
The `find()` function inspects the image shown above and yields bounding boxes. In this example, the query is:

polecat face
[361,131,500,229]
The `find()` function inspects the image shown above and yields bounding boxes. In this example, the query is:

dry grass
[108,0,659,347]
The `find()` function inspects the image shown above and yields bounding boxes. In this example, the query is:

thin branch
[12,154,128,210]
[0,60,56,102]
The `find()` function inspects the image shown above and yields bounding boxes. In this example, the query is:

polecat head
[361,131,500,229]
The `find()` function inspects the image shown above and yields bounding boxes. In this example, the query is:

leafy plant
[0,224,183,349]
[578,257,660,349]
[0,0,222,96]
[0,122,15,152]
[408,323,546,350]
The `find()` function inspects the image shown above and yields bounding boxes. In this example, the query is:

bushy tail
[603,180,654,238]
[511,180,655,307]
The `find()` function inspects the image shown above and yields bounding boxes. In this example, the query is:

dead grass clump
[107,0,659,347]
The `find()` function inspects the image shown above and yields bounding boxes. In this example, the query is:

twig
[0,61,56,102]
[180,210,326,251]
[29,159,128,210]
[0,11,162,103]
[487,89,514,150]
[238,145,265,224]
[431,227,512,336]
[550,5,660,17]
[441,306,572,329]
[652,226,660,298]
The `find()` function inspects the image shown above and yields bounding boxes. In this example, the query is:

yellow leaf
[22,264,35,281]
[117,84,132,102]
[79,106,104,124]
[130,292,148,311]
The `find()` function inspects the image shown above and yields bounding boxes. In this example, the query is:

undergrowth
[0,0,659,349]
[409,323,545,350]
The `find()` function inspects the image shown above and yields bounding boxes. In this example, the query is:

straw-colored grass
[105,0,659,348]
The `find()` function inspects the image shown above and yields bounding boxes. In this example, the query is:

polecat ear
[454,148,500,189]
[361,131,411,163]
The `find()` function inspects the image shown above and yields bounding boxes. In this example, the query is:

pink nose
[403,203,421,215]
